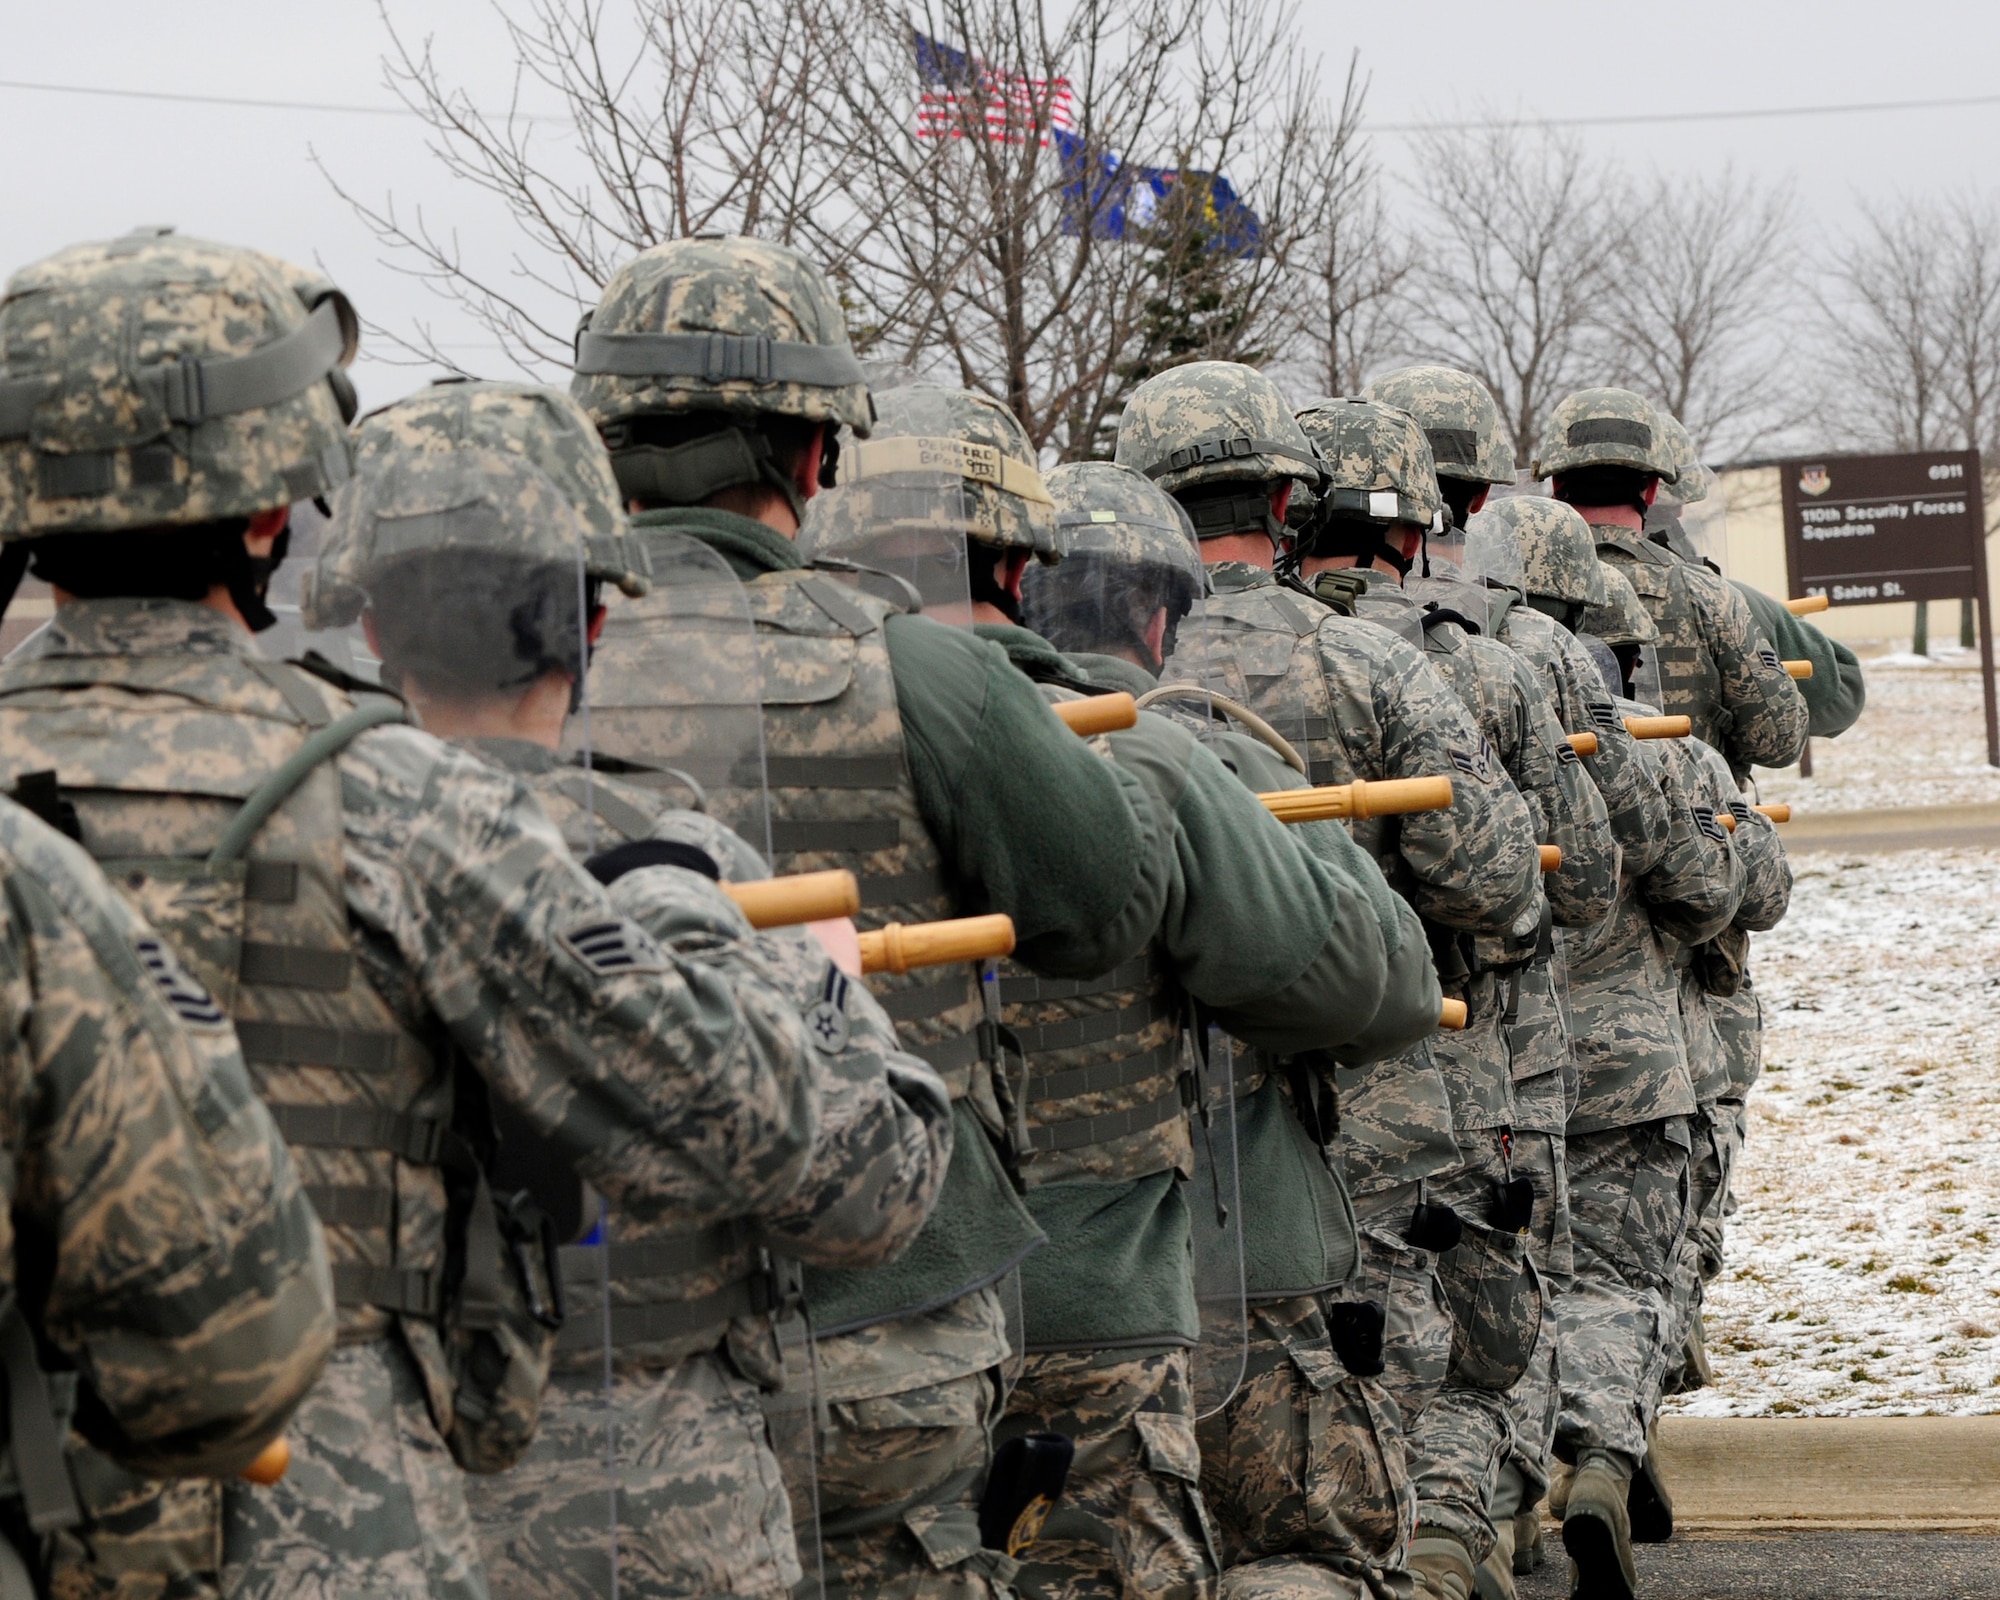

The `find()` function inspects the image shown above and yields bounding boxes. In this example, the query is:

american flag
[913,28,1074,147]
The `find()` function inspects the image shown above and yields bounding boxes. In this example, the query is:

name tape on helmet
[843,436,1053,506]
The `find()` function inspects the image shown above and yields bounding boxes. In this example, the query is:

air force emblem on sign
[804,967,853,1055]
[1798,465,1830,497]
[560,919,670,977]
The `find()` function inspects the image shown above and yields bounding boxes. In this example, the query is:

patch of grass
[1930,1253,1957,1267]
[1886,1273,1939,1294]
[1770,1400,1802,1415]
[1957,1321,1993,1339]
[1859,1258,1885,1274]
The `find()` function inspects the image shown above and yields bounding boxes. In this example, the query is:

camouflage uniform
[1531,389,1808,779]
[1292,402,1618,1580]
[991,460,1435,1600]
[0,232,830,1600]
[0,794,334,1598]
[1120,362,1543,1600]
[573,243,1171,1600]
[307,378,954,1600]
[1546,565,1744,1594]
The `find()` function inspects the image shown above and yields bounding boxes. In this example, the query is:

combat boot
[1514,1507,1545,1575]
[1407,1532,1479,1600]
[1546,1457,1573,1518]
[1560,1450,1637,1600]
[1472,1516,1515,1600]
[1626,1424,1674,1543]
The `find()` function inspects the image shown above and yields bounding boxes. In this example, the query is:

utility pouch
[1489,1176,1537,1235]
[1326,1299,1387,1378]
[1404,1199,1465,1254]
[979,1431,1075,1556]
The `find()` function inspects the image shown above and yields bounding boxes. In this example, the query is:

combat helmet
[570,236,873,518]
[1580,562,1659,646]
[1023,461,1203,667]
[304,379,648,630]
[1532,387,1679,485]
[1114,361,1326,548]
[1360,365,1516,488]
[1289,397,1441,576]
[1487,496,1609,610]
[802,383,1060,566]
[0,227,359,538]
[1652,410,1712,505]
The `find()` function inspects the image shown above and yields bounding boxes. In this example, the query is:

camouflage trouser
[465,1352,798,1600]
[1406,1133,1562,1563]
[221,1338,487,1600]
[1656,1105,1734,1405]
[47,1470,219,1600]
[812,1365,1019,1600]
[995,1346,1218,1600]
[1348,1186,1452,1432]
[1554,1120,1690,1468]
[1195,1297,1413,1600]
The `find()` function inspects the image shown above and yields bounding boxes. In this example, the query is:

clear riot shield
[269,496,382,680]
[571,533,825,1598]
[1628,641,1665,713]
[1021,547,1249,1416]
[798,464,977,623]
[1463,505,1527,594]
[1678,467,1729,575]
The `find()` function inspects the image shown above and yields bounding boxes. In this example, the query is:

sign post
[1779,449,1998,768]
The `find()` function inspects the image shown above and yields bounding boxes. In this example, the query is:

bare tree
[1394,123,1628,467]
[1283,54,1410,400]
[324,0,837,373]
[1815,195,2000,457]
[1600,168,1797,461]
[791,0,1340,454]
[329,0,1363,457]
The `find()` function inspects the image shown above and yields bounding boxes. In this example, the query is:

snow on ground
[1668,847,2000,1417]
[1757,649,2000,814]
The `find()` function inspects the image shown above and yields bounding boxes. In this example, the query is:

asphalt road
[1515,1530,2000,1599]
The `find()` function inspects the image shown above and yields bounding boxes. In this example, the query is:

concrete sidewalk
[1781,800,2000,854]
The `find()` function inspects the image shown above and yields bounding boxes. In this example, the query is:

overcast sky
[5,1,1998,414]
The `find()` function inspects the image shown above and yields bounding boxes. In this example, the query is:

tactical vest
[0,649,438,1344]
[1596,530,1726,748]
[471,746,793,1369]
[728,570,1040,1336]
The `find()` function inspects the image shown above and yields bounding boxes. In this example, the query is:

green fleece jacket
[1734,581,1867,740]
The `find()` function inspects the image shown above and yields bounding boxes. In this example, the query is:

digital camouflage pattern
[996,1348,1218,1600]
[1291,398,1442,530]
[1731,580,1866,739]
[1483,496,1609,609]
[1580,564,1657,647]
[1195,1297,1413,1600]
[1347,1188,1453,1431]
[221,1341,485,1600]
[303,379,646,628]
[1529,388,1678,485]
[831,384,1059,560]
[1593,523,1810,773]
[1651,411,1705,502]
[0,597,826,1598]
[1560,697,1742,1136]
[809,1291,1018,1600]
[1482,595,1669,875]
[1041,461,1202,581]
[0,790,334,1512]
[1357,366,1515,488]
[1113,363,1324,501]
[570,236,872,433]
[1555,1119,1692,1468]
[0,230,356,535]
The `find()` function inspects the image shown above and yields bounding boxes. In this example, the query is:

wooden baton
[1539,845,1562,872]
[1783,660,1814,679]
[1720,812,1737,832]
[722,870,862,929]
[1785,594,1830,615]
[1566,731,1600,756]
[241,1438,290,1486]
[1624,715,1692,740]
[1438,998,1468,1031]
[1755,803,1791,823]
[860,914,1017,975]
[1052,693,1139,736]
[1257,775,1454,824]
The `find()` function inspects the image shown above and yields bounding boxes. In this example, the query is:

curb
[1781,800,2000,854]
[1644,1416,2000,1530]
